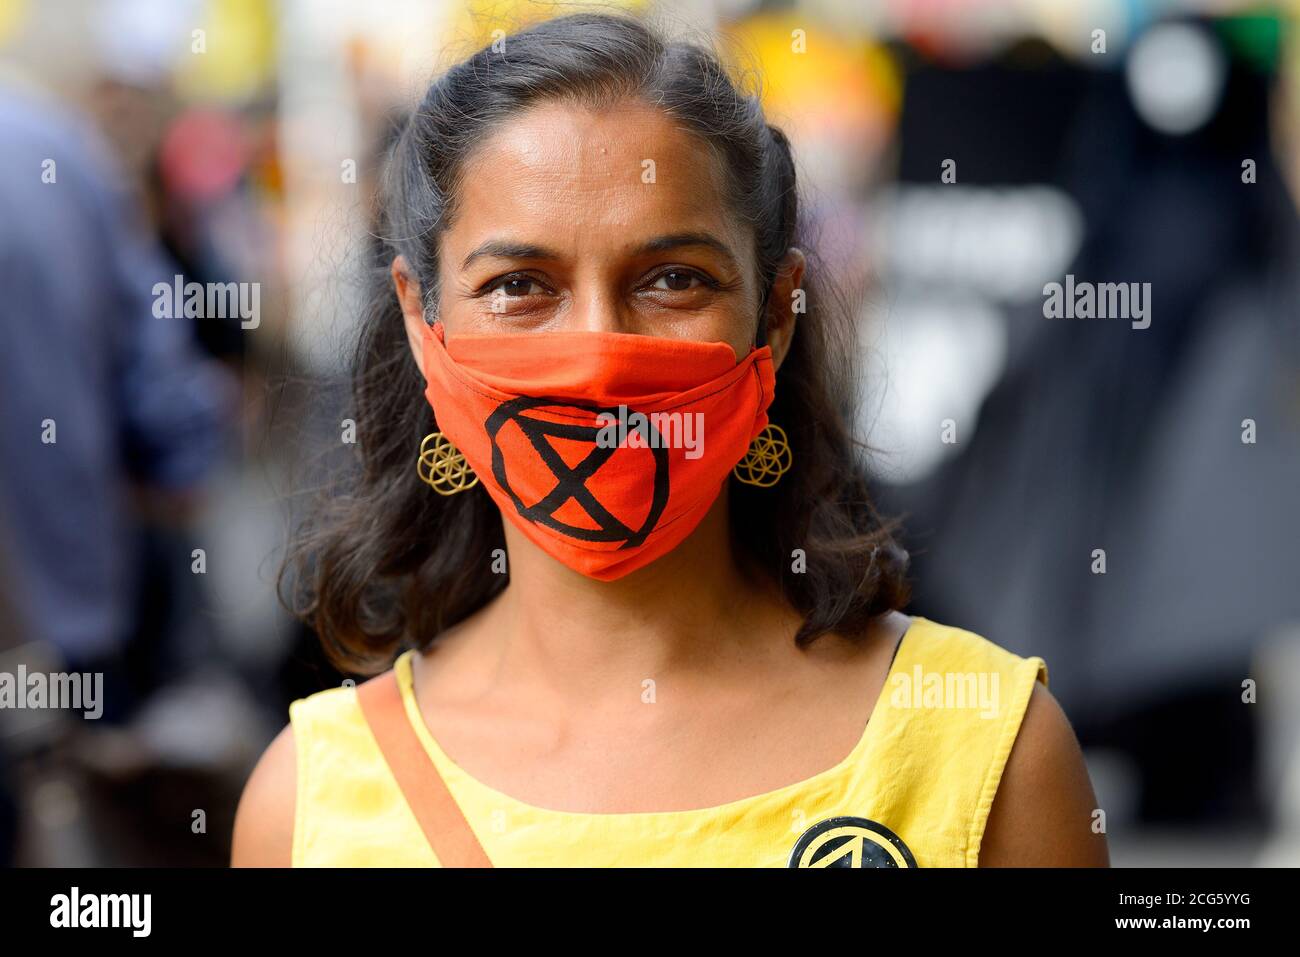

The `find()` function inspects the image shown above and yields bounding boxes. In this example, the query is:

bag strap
[355,669,494,868]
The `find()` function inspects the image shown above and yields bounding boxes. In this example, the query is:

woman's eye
[651,271,703,292]
[491,277,543,297]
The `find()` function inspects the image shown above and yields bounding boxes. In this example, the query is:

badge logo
[485,396,670,548]
[788,816,917,868]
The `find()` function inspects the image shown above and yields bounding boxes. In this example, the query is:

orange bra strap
[355,669,494,868]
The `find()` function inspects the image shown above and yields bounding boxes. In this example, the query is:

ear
[392,255,429,378]
[763,247,805,371]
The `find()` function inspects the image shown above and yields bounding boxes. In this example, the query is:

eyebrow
[638,232,741,270]
[459,231,741,272]
[460,240,554,271]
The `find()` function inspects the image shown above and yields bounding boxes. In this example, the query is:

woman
[233,13,1108,867]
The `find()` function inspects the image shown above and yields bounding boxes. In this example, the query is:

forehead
[445,98,746,258]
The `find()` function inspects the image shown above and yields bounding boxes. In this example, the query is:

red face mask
[420,321,776,580]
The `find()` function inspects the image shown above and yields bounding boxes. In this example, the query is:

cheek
[436,303,508,336]
[431,268,505,336]
[619,299,758,360]
[714,312,760,361]
[712,288,763,360]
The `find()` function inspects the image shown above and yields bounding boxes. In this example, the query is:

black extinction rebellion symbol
[484,396,670,548]
[788,816,917,868]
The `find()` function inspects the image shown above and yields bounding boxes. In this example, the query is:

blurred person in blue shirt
[0,80,236,720]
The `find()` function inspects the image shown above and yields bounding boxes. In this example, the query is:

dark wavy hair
[282,12,909,674]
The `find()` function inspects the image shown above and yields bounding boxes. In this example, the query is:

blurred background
[0,0,1296,867]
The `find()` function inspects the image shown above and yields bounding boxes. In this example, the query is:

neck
[483,490,792,696]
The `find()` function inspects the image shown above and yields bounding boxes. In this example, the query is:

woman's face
[396,98,801,368]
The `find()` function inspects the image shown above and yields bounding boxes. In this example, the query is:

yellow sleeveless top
[288,616,1047,867]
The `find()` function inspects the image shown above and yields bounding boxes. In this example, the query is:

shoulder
[231,720,297,867]
[881,617,1105,865]
[979,679,1110,866]
[899,616,1047,680]
[230,683,366,867]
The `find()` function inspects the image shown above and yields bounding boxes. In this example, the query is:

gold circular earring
[417,432,479,495]
[733,424,792,487]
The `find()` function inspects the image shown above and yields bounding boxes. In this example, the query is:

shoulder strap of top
[355,668,493,868]
[856,618,1049,866]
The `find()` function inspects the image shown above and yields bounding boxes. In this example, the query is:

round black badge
[788,816,917,868]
